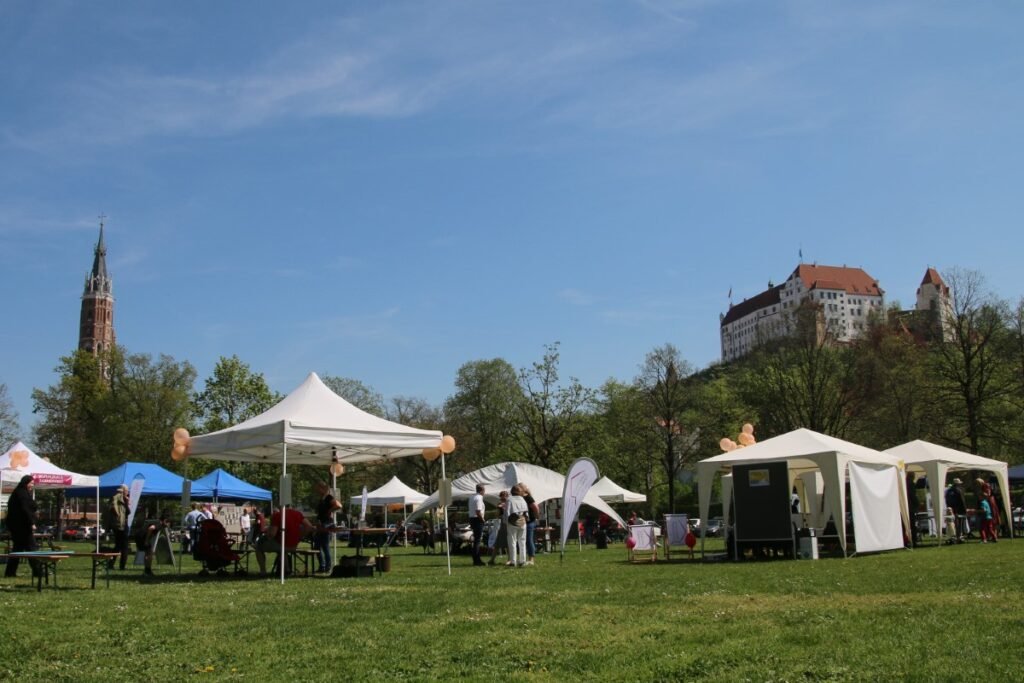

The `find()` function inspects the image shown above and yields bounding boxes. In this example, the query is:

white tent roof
[409,461,627,528]
[590,476,646,504]
[188,373,443,465]
[885,439,1011,544]
[697,428,909,556]
[1,441,99,489]
[351,476,428,507]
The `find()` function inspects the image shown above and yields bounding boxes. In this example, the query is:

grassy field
[1,537,1022,682]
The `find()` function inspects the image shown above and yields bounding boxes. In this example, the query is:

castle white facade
[719,264,885,362]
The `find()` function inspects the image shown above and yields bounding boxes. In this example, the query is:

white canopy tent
[884,439,1011,543]
[697,428,910,557]
[350,476,428,508]
[590,476,646,504]
[186,373,443,582]
[188,373,443,465]
[409,461,627,531]
[1,441,101,551]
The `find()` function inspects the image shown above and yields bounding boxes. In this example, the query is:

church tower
[78,219,116,354]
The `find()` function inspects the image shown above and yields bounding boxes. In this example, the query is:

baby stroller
[193,518,242,576]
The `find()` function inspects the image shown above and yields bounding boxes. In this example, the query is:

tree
[928,269,1017,454]
[192,355,279,489]
[321,375,385,416]
[739,305,859,438]
[32,348,195,471]
[443,358,521,473]
[193,355,279,433]
[513,343,595,472]
[636,344,696,514]
[843,312,938,449]
[388,395,444,493]
[0,383,20,447]
[591,379,659,512]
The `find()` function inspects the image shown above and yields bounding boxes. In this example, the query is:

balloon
[738,432,755,446]
[173,428,190,446]
[720,438,736,452]
[171,443,186,461]
[439,435,456,454]
[422,448,441,462]
[742,423,754,435]
[685,531,696,549]
[625,536,636,550]
[330,463,345,476]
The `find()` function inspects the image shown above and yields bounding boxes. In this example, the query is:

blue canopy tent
[192,468,272,502]
[1009,464,1024,482]
[66,461,213,498]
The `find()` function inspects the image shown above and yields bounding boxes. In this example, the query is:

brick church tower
[78,219,116,354]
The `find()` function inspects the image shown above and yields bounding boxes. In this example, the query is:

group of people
[469,482,540,568]
[940,476,1004,544]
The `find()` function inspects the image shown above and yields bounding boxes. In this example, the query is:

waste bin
[797,528,818,560]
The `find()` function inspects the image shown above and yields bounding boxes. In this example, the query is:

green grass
[2,538,1022,682]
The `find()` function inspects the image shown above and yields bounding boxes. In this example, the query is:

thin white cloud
[558,288,597,306]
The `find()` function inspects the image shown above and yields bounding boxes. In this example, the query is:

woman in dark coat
[4,475,39,577]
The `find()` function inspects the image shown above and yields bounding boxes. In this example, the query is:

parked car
[81,525,104,540]
[61,526,84,540]
[705,517,724,537]
[688,518,701,533]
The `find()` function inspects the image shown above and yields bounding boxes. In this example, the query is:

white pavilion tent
[590,476,646,504]
[884,439,1011,543]
[1,441,101,550]
[186,372,443,582]
[697,428,910,557]
[409,461,627,530]
[351,476,428,508]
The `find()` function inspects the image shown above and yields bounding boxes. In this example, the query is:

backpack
[507,511,520,526]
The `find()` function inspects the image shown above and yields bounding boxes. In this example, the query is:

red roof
[790,264,883,296]
[919,268,949,295]
[721,285,783,325]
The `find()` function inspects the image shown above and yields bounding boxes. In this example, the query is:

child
[978,497,995,543]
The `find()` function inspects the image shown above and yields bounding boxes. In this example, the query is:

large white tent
[884,439,1011,543]
[1,441,99,490]
[186,372,442,582]
[351,476,428,507]
[409,461,627,529]
[697,428,910,557]
[590,476,646,504]
[188,373,443,465]
[1,441,101,550]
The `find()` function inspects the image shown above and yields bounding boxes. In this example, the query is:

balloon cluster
[719,423,756,452]
[422,435,456,462]
[171,428,192,461]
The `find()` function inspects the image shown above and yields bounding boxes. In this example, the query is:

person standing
[520,483,541,565]
[110,485,130,570]
[945,478,968,541]
[469,484,486,567]
[239,506,251,549]
[182,503,204,554]
[906,472,920,547]
[505,485,528,567]
[314,481,342,573]
[487,490,509,565]
[3,475,39,578]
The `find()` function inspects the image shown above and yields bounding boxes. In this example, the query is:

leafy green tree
[591,379,659,512]
[193,355,279,433]
[321,375,385,416]
[443,358,521,474]
[32,348,195,471]
[928,269,1017,455]
[192,355,279,489]
[739,305,858,438]
[387,395,444,494]
[637,344,697,514]
[0,383,21,447]
[513,343,595,472]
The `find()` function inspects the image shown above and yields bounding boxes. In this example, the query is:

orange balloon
[720,438,736,452]
[171,443,186,461]
[173,427,191,446]
[738,432,755,446]
[439,435,456,454]
[422,448,441,462]
[330,463,345,476]
[742,423,754,436]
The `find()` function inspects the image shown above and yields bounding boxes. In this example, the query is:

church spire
[79,216,116,354]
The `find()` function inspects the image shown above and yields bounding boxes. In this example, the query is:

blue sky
[3,1,1023,438]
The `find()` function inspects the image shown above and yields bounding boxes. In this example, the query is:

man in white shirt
[469,484,486,566]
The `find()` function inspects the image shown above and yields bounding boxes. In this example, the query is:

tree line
[6,268,1023,518]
